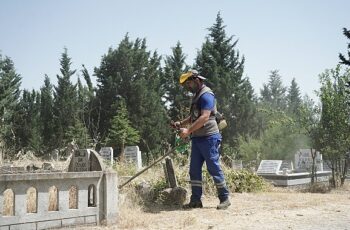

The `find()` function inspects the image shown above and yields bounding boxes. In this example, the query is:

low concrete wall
[0,170,118,230]
[258,171,332,187]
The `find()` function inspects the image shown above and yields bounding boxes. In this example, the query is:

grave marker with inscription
[295,149,323,172]
[99,147,114,164]
[124,146,142,170]
[71,149,89,172]
[257,160,283,174]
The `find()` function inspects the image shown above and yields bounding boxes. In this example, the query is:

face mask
[184,79,200,93]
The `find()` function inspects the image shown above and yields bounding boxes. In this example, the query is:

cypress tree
[40,76,55,151]
[287,78,302,116]
[339,28,350,66]
[53,48,78,148]
[0,54,22,156]
[163,41,190,121]
[195,12,256,148]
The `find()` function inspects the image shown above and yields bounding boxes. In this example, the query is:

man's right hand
[171,121,181,129]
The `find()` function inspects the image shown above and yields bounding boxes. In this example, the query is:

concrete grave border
[0,149,118,230]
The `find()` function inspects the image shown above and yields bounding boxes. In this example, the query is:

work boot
[217,198,231,210]
[182,200,203,209]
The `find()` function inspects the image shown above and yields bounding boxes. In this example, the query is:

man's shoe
[182,200,203,209]
[217,199,231,210]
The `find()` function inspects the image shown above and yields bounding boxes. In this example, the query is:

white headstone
[295,149,323,172]
[124,146,142,170]
[99,147,114,164]
[257,160,283,174]
[231,160,243,170]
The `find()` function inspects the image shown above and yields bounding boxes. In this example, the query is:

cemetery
[0,149,118,230]
[257,149,332,187]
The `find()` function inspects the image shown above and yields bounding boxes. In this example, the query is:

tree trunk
[310,148,316,184]
[119,140,125,162]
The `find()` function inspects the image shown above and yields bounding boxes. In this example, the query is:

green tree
[195,12,256,150]
[317,66,350,187]
[95,35,170,154]
[339,28,350,66]
[163,41,189,121]
[297,95,321,183]
[53,48,78,148]
[0,54,22,156]
[16,89,42,153]
[260,70,287,110]
[40,76,55,152]
[106,99,140,158]
[66,118,92,149]
[287,78,302,116]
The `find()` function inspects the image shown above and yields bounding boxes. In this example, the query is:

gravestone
[165,157,177,188]
[70,149,89,172]
[67,149,104,172]
[231,160,243,170]
[124,146,142,170]
[99,147,114,164]
[295,149,323,172]
[52,149,59,161]
[257,160,283,174]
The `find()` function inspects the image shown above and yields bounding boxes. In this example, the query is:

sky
[0,0,349,101]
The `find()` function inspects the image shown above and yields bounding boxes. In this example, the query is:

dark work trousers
[189,133,229,202]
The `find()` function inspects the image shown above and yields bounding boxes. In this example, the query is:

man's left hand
[179,128,190,139]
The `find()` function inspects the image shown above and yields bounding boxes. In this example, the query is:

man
[174,69,231,210]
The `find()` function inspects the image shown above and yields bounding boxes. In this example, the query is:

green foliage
[287,78,302,116]
[162,41,190,121]
[195,12,256,149]
[16,89,43,153]
[0,54,22,156]
[339,28,350,66]
[66,118,92,149]
[40,76,55,152]
[316,66,350,187]
[106,99,140,154]
[224,169,268,193]
[260,70,287,110]
[95,35,171,152]
[53,48,78,147]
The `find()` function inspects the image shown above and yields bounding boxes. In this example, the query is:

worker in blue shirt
[174,70,230,210]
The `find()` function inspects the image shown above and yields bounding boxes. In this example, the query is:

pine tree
[195,12,256,148]
[339,28,350,66]
[260,70,287,110]
[106,99,140,158]
[287,78,302,116]
[16,89,42,152]
[53,48,78,148]
[163,42,190,121]
[80,65,100,146]
[0,54,22,156]
[95,35,170,153]
[40,76,55,151]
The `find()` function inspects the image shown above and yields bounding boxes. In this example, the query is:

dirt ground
[69,184,350,230]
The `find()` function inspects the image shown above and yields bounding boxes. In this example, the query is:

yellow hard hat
[179,70,205,84]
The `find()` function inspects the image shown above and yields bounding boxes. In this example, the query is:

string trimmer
[118,124,189,189]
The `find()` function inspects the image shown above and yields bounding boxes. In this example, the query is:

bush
[224,169,268,193]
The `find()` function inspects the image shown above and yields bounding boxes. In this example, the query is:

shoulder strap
[192,86,213,105]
